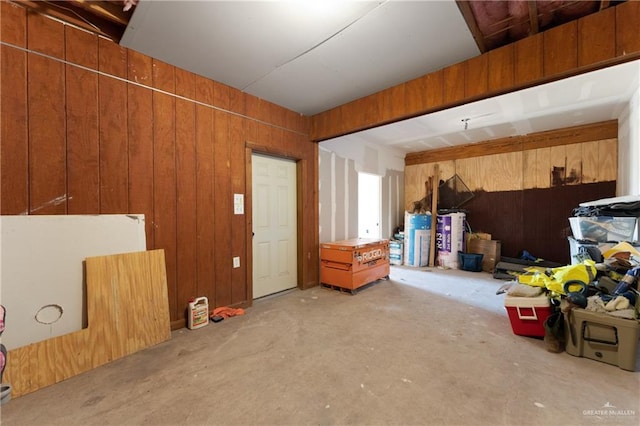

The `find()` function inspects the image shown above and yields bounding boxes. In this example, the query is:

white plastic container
[187,297,209,330]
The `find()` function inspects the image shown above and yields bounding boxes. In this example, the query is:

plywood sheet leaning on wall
[3,250,171,398]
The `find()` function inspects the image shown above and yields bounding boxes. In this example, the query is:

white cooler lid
[504,293,550,308]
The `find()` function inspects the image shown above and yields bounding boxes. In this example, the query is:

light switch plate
[234,194,244,215]
[233,257,240,268]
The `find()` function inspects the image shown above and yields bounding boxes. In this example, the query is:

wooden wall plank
[488,44,514,92]
[229,86,246,115]
[565,143,582,185]
[127,84,154,246]
[195,74,214,105]
[1,1,26,45]
[549,145,566,187]
[1,45,28,214]
[424,69,444,112]
[152,58,176,93]
[98,75,128,213]
[245,93,260,120]
[443,62,465,104]
[380,85,406,122]
[598,138,617,182]
[65,26,97,68]
[616,0,640,56]
[128,49,153,87]
[579,7,615,67]
[195,104,216,305]
[152,59,177,318]
[176,97,198,314]
[535,147,551,189]
[214,80,231,111]
[66,63,99,214]
[544,21,578,76]
[229,114,247,304]
[522,150,537,190]
[465,54,488,99]
[514,33,543,85]
[455,157,483,192]
[99,37,127,78]
[345,95,379,133]
[64,26,99,215]
[581,140,599,184]
[214,110,232,307]
[153,92,178,319]
[27,10,64,57]
[28,54,66,214]
[0,7,29,239]
[175,68,196,99]
[404,75,428,116]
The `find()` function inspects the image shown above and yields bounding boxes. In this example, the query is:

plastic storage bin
[569,216,637,242]
[504,294,551,337]
[458,252,483,272]
[389,240,404,265]
[565,308,640,371]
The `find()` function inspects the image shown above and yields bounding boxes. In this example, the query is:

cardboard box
[467,238,501,272]
[504,294,551,337]
[565,308,640,371]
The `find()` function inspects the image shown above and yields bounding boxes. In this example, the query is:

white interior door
[358,172,381,239]
[252,154,298,299]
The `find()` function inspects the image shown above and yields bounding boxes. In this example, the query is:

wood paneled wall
[0,2,318,328]
[310,1,640,141]
[404,121,618,264]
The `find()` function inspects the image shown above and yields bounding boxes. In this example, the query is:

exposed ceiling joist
[455,0,487,53]
[67,0,130,26]
[528,1,539,34]
[12,0,132,42]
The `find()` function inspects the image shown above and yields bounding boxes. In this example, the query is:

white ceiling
[120,1,639,161]
[323,60,640,160]
[121,0,479,116]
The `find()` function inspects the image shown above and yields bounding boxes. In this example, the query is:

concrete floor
[1,266,639,425]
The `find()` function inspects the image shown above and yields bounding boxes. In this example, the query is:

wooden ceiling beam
[528,1,539,34]
[65,0,131,26]
[455,0,487,53]
[13,0,124,41]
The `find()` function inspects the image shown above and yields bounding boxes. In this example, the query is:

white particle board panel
[0,214,146,350]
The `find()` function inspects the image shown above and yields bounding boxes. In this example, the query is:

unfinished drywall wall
[319,147,404,244]
[382,170,404,239]
[618,76,640,196]
[0,214,146,350]
[319,148,358,243]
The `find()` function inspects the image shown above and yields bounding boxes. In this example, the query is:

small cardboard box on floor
[565,308,640,371]
[504,294,551,337]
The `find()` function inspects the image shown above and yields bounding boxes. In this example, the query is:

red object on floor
[211,306,245,319]
[504,294,551,337]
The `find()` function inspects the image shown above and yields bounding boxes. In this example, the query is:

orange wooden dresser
[320,238,390,292]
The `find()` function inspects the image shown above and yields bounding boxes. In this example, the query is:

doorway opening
[251,153,298,299]
[358,172,381,239]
